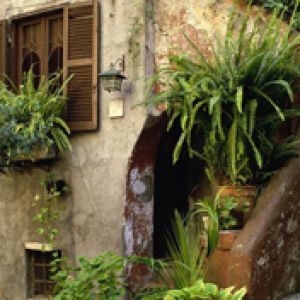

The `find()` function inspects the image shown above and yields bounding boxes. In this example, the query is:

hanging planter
[0,70,72,171]
[17,145,57,162]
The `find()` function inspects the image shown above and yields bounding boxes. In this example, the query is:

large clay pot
[206,230,240,288]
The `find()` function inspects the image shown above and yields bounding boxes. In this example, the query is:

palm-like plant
[161,211,207,289]
[146,10,300,185]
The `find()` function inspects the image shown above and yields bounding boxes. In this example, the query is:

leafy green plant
[164,279,246,300]
[32,173,69,247]
[246,0,300,31]
[193,197,219,256]
[194,190,250,255]
[51,252,163,300]
[160,211,207,289]
[52,252,125,300]
[146,9,300,185]
[0,70,71,170]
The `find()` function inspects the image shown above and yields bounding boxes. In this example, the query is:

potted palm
[0,70,72,171]
[146,10,300,226]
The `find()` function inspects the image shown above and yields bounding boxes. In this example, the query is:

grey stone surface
[284,295,300,300]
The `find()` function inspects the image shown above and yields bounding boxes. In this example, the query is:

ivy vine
[32,173,69,248]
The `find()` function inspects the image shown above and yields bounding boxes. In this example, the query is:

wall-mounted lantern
[98,56,126,93]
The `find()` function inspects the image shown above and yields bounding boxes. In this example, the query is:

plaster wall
[154,0,264,64]
[0,0,147,299]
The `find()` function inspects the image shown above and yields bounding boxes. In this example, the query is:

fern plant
[0,70,71,170]
[146,9,300,185]
[246,0,300,31]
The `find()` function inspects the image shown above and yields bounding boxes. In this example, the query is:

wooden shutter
[0,21,7,82]
[63,1,99,132]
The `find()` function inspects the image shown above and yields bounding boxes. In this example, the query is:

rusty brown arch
[124,0,162,288]
[124,115,166,287]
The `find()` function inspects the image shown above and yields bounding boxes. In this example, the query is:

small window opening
[22,51,41,88]
[26,249,61,298]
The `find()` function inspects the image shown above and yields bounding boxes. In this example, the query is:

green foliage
[194,191,250,254]
[51,250,246,300]
[163,279,246,300]
[247,0,300,31]
[218,197,240,230]
[0,70,71,170]
[51,252,164,300]
[129,16,143,73]
[193,198,219,256]
[32,173,69,247]
[161,211,207,289]
[146,10,300,185]
[52,252,126,300]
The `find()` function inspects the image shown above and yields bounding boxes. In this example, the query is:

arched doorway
[153,119,202,258]
[124,114,204,287]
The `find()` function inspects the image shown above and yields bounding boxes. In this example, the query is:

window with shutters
[0,1,99,132]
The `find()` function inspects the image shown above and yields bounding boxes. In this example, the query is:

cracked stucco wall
[0,0,147,299]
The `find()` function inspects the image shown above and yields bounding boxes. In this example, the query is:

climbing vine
[128,2,155,74]
[128,16,143,72]
[32,173,69,248]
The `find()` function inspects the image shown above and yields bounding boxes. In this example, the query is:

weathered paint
[124,115,166,290]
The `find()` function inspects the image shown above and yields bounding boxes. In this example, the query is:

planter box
[17,146,57,162]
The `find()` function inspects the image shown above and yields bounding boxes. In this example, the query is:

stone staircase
[207,150,300,300]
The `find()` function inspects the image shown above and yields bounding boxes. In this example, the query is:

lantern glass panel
[102,76,123,92]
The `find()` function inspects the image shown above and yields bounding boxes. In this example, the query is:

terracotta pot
[218,185,257,228]
[206,230,240,288]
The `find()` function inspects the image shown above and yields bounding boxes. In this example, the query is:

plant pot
[218,185,256,228]
[206,230,240,288]
[17,145,57,162]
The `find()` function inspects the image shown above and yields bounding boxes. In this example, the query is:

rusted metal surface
[124,115,166,290]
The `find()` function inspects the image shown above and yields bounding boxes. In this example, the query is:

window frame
[26,249,61,298]
[15,10,63,87]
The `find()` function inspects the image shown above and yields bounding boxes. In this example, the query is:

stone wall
[0,0,147,298]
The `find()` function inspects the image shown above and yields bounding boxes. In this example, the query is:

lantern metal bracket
[110,55,125,73]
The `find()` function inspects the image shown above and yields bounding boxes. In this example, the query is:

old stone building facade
[1,0,299,299]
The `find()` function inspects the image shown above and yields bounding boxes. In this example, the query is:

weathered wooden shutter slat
[64,1,99,131]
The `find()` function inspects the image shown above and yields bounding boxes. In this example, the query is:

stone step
[284,295,300,300]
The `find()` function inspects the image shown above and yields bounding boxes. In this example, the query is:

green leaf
[173,133,186,164]
[236,86,243,113]
[254,88,285,121]
[228,119,238,180]
[209,96,220,114]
